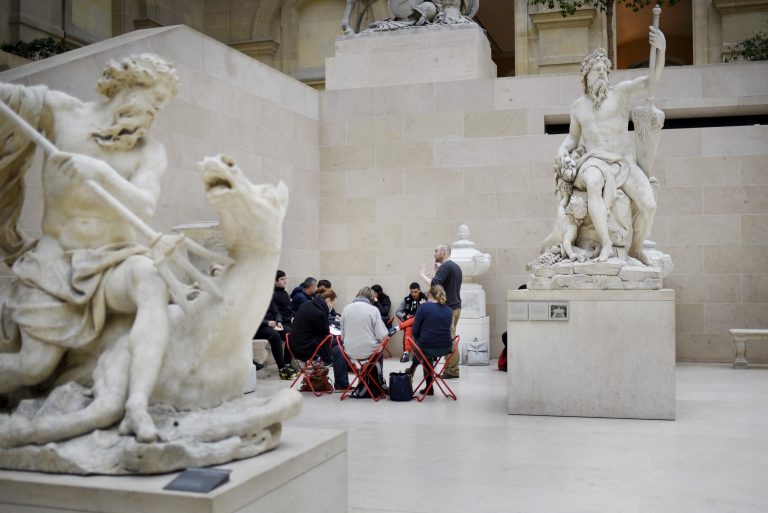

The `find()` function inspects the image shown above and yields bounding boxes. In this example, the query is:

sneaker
[279,366,297,380]
[388,326,399,337]
[441,373,459,380]
[252,360,265,371]
[334,385,348,393]
[399,351,410,363]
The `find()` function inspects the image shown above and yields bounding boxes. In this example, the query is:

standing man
[420,244,462,379]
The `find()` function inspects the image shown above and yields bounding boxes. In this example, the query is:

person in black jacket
[371,284,392,326]
[253,300,296,380]
[272,270,294,328]
[287,288,349,391]
[291,277,317,312]
[405,284,453,396]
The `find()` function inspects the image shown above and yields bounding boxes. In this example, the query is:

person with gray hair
[290,276,317,312]
[340,286,389,378]
[419,243,462,379]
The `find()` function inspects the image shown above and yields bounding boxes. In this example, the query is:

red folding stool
[410,335,460,402]
[285,333,334,397]
[338,336,391,401]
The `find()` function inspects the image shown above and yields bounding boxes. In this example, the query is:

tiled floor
[261,361,768,513]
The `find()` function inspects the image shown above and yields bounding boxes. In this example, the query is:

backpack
[497,347,508,372]
[462,338,490,366]
[351,365,387,399]
[388,372,413,401]
[300,364,333,393]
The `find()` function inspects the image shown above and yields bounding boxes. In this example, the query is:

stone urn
[450,224,491,282]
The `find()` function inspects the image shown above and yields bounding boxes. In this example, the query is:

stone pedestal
[0,427,347,513]
[325,24,496,90]
[457,315,490,363]
[507,289,676,420]
[459,282,486,318]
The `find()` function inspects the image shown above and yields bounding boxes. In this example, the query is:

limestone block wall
[319,60,768,362]
[0,25,321,284]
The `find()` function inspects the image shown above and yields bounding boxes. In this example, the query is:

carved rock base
[0,389,303,475]
[527,257,664,290]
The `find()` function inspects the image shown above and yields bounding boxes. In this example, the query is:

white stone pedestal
[0,427,346,513]
[507,289,676,420]
[457,315,490,363]
[325,24,496,90]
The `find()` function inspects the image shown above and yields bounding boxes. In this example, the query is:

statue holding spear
[0,54,228,442]
[548,9,667,265]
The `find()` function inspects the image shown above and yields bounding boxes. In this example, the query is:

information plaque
[164,467,232,493]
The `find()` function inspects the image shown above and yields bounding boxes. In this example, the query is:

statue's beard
[587,76,609,110]
[92,103,155,151]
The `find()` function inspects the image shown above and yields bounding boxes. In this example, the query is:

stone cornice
[530,8,597,30]
[230,40,280,59]
[713,0,768,14]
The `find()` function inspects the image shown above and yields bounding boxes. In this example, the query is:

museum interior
[0,1,766,512]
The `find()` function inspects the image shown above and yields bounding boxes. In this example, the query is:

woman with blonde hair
[405,284,453,395]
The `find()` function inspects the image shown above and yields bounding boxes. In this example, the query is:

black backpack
[351,365,387,399]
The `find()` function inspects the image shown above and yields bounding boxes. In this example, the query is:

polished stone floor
[261,362,768,513]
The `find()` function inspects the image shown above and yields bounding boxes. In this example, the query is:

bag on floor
[463,338,490,366]
[300,364,333,393]
[388,371,413,401]
[497,347,507,372]
[351,365,387,399]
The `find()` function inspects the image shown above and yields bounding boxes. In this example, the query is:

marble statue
[527,20,673,291]
[342,0,479,35]
[0,56,301,474]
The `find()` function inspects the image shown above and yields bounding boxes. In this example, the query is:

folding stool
[285,333,334,397]
[338,336,391,401]
[410,335,460,402]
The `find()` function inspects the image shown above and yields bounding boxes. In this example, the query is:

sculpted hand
[51,151,111,183]
[649,26,666,52]
[150,233,186,263]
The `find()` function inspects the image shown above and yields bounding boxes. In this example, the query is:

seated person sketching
[290,276,317,312]
[289,287,349,391]
[404,284,453,396]
[340,286,390,386]
[253,300,296,380]
[394,282,427,363]
[371,284,392,327]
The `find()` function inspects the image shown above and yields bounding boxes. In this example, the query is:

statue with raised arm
[0,55,301,473]
[530,22,673,289]
[553,25,665,265]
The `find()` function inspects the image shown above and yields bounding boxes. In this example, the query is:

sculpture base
[0,426,346,513]
[507,289,676,420]
[457,316,490,364]
[326,24,496,90]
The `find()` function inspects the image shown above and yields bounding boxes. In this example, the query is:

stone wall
[1,23,765,363]
[320,46,768,361]
[0,25,321,284]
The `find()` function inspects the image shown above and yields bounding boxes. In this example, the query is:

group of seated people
[256,271,454,396]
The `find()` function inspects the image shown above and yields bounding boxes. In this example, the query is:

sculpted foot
[597,244,613,262]
[631,249,653,266]
[118,407,158,443]
[0,415,30,448]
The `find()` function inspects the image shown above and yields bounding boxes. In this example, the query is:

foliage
[726,32,768,62]
[528,0,677,16]
[1,37,71,61]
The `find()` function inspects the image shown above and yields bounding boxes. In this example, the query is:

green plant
[726,32,768,62]
[528,0,679,66]
[1,37,71,61]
